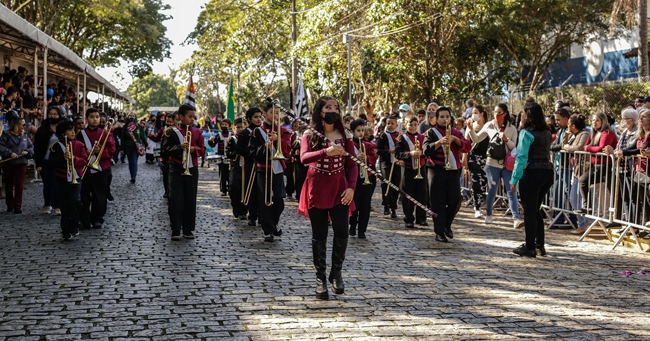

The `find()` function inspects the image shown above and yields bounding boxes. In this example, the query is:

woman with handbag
[120,113,147,183]
[466,103,523,228]
[562,114,590,234]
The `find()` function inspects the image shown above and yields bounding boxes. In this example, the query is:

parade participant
[283,128,298,201]
[377,115,401,218]
[298,96,358,300]
[225,117,248,220]
[120,112,147,183]
[422,107,471,242]
[395,116,428,228]
[161,104,205,240]
[249,102,291,241]
[0,117,34,214]
[236,108,263,227]
[74,116,85,133]
[150,112,177,199]
[510,102,554,257]
[349,119,377,238]
[77,108,115,229]
[292,124,307,202]
[99,113,114,202]
[208,118,232,196]
[33,107,63,215]
[49,120,87,240]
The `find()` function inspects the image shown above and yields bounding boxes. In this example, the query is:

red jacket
[77,127,116,172]
[584,129,617,164]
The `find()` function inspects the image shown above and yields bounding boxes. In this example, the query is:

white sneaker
[42,206,51,214]
[513,218,525,229]
[474,210,483,218]
[53,208,61,216]
[485,215,493,224]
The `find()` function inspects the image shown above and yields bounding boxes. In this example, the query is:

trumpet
[65,136,78,184]
[182,128,192,176]
[444,124,451,169]
[360,141,371,185]
[414,140,423,179]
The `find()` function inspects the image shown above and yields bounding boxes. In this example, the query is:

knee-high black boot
[312,239,328,300]
[329,236,348,294]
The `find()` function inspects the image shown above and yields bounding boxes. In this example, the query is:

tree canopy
[126,71,178,115]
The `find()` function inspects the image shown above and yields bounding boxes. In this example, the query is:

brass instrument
[87,121,113,173]
[444,124,451,169]
[271,106,286,160]
[414,140,424,179]
[182,128,192,176]
[65,136,78,184]
[264,128,274,206]
[242,163,256,205]
[385,159,398,196]
[361,142,371,185]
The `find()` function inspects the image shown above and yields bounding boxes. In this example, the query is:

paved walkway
[0,159,648,340]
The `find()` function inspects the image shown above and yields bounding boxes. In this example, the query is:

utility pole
[344,25,351,115]
[291,0,298,108]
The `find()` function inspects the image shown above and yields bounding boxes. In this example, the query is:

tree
[126,72,178,116]
[611,0,648,78]
[2,0,172,77]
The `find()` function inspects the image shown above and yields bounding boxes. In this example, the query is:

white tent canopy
[0,4,134,105]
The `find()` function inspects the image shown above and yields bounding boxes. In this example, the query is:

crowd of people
[3,64,650,299]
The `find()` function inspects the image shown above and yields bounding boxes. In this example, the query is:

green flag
[227,77,235,121]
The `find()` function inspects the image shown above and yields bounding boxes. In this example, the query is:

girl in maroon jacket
[49,120,88,240]
[298,96,358,300]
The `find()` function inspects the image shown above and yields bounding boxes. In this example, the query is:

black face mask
[49,116,60,124]
[323,112,339,125]
[222,127,229,132]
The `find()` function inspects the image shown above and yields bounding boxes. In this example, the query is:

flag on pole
[183,76,196,109]
[226,77,236,122]
[294,76,308,118]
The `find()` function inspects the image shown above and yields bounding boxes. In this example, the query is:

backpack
[487,133,507,161]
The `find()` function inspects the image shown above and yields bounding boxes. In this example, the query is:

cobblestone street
[1,160,649,340]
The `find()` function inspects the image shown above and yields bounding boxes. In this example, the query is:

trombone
[360,142,371,185]
[444,124,451,169]
[65,136,78,184]
[83,121,113,177]
[182,128,192,176]
[414,140,423,179]
[385,159,399,196]
[271,106,286,161]
[265,106,286,206]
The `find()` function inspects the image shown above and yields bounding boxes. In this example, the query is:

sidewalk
[0,160,648,340]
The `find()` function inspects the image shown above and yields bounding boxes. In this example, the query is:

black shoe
[329,272,345,295]
[390,209,397,218]
[273,229,283,237]
[536,245,547,257]
[62,234,73,241]
[264,234,274,242]
[513,244,536,258]
[6,207,13,213]
[248,220,256,226]
[163,193,168,199]
[405,223,415,229]
[107,193,114,202]
[349,226,356,236]
[171,234,181,241]
[80,224,91,230]
[549,225,573,230]
[358,232,366,239]
[72,229,80,236]
[13,209,22,214]
[220,192,227,196]
[183,232,195,239]
[130,178,136,184]
[238,214,247,220]
[316,275,329,300]
[416,220,428,227]
[383,207,390,215]
[445,228,453,239]
[91,222,102,229]
[435,234,448,243]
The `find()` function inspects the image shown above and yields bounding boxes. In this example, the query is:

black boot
[329,236,348,295]
[312,239,329,300]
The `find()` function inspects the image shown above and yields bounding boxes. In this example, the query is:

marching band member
[77,109,115,229]
[298,96,358,300]
[395,116,428,229]
[99,113,115,202]
[161,104,205,240]
[150,112,178,199]
[377,115,401,218]
[49,120,87,240]
[349,119,377,238]
[249,103,292,241]
[236,108,263,227]
[423,107,471,242]
[208,118,232,196]
[225,117,248,220]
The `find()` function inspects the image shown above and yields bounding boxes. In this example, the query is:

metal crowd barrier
[611,154,650,250]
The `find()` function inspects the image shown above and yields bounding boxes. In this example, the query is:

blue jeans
[485,165,520,219]
[124,146,139,180]
[570,177,588,228]
[553,167,578,224]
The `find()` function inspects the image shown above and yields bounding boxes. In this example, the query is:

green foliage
[126,72,178,116]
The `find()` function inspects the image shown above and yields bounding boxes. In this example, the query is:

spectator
[418,102,439,134]
[563,114,590,233]
[0,116,34,213]
[462,99,475,119]
[611,108,640,225]
[464,105,489,218]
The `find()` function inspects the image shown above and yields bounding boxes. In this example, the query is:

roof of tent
[0,4,135,104]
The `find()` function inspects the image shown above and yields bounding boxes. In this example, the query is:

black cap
[637,96,646,103]
[644,96,650,103]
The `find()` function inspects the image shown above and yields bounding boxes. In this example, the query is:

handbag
[505,147,516,171]
[633,171,650,184]
[487,133,506,161]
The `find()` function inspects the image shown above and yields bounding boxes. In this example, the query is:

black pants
[229,165,247,217]
[381,161,401,209]
[579,164,613,208]
[168,164,199,235]
[294,163,307,201]
[57,178,81,238]
[218,162,230,194]
[309,204,349,241]
[284,162,295,197]
[430,168,461,236]
[81,169,109,226]
[350,174,375,234]
[256,170,284,235]
[243,162,258,222]
[519,168,554,249]
[162,161,170,196]
[402,167,428,223]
